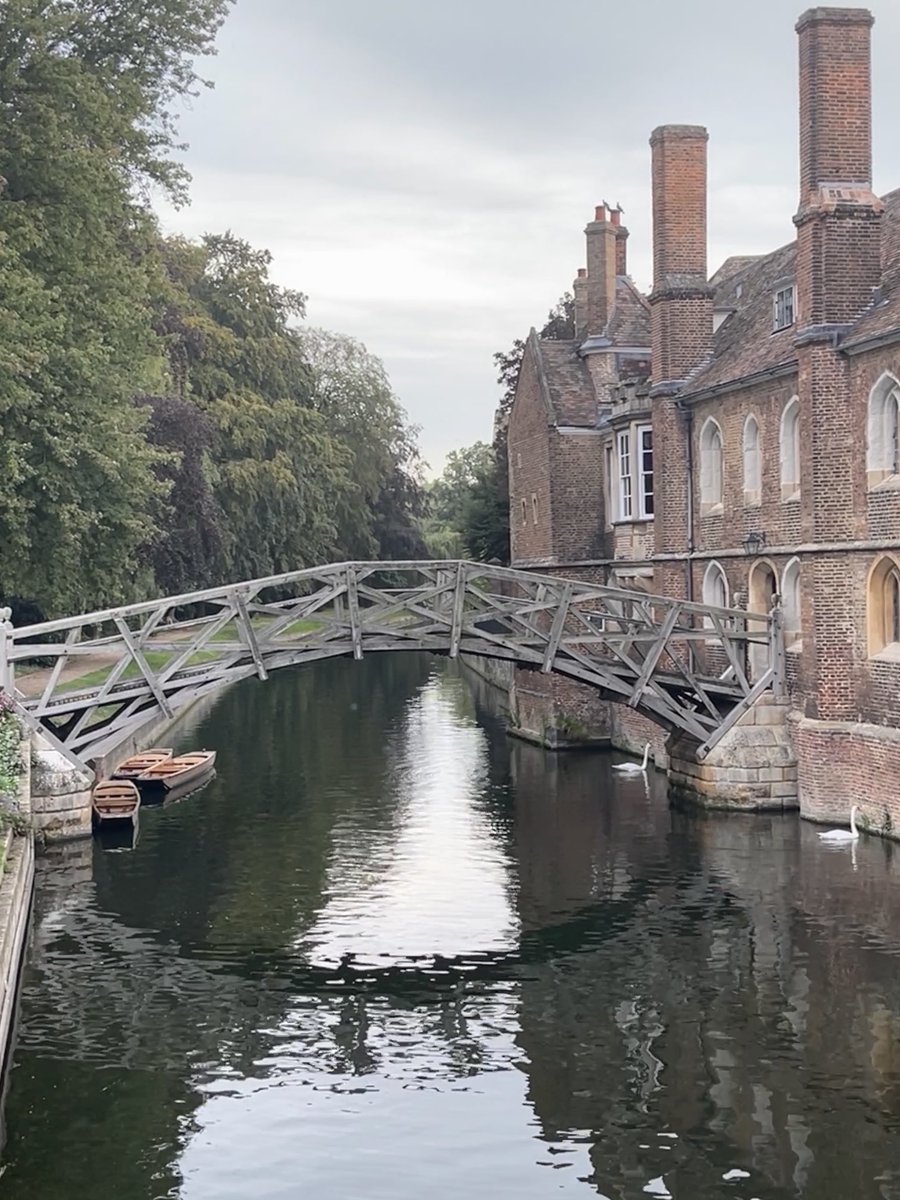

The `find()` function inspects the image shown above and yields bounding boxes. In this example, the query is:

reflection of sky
[298,676,518,963]
[180,1070,597,1200]
[176,675,592,1198]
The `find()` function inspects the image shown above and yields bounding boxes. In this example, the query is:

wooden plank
[694,669,776,758]
[769,604,786,698]
[448,563,467,659]
[235,592,268,681]
[36,626,82,713]
[542,584,573,673]
[707,611,751,695]
[346,566,363,660]
[627,604,680,706]
[113,616,173,719]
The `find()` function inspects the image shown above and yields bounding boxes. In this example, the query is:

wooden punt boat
[112,748,173,780]
[92,780,141,830]
[136,749,217,794]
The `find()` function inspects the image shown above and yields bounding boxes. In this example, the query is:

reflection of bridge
[1,561,781,770]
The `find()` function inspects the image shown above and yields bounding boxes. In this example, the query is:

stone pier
[667,691,798,811]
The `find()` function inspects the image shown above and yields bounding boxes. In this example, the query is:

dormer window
[773,285,796,331]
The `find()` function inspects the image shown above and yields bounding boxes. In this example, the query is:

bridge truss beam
[0,562,781,772]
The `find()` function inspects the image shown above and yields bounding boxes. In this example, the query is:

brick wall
[793,717,900,837]
[508,343,554,566]
[549,431,608,562]
[690,375,802,555]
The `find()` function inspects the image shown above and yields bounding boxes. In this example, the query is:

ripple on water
[3,659,900,1200]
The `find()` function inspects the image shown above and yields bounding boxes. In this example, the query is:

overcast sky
[157,0,900,475]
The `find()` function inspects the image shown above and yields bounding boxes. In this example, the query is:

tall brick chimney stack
[793,8,883,719]
[648,126,713,596]
[649,125,713,386]
[611,205,628,276]
[573,268,589,340]
[584,203,620,336]
[794,7,883,329]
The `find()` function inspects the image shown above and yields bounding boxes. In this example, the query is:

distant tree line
[0,0,426,619]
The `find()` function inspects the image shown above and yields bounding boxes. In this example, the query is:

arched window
[866,373,900,489]
[699,419,724,513]
[780,397,801,501]
[782,557,801,650]
[702,561,729,610]
[742,415,761,506]
[867,556,900,658]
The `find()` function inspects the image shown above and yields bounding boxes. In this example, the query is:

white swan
[817,804,860,842]
[613,743,650,774]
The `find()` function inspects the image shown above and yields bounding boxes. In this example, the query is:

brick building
[506,6,900,831]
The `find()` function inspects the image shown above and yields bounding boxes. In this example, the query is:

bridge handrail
[7,559,773,642]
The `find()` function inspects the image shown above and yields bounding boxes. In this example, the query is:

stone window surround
[866,371,900,491]
[699,418,724,515]
[867,553,900,661]
[780,396,801,502]
[742,413,762,507]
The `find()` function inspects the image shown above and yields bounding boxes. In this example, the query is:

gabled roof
[526,331,598,427]
[709,255,763,290]
[605,276,651,347]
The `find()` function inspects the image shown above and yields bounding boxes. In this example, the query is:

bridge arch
[1,561,780,773]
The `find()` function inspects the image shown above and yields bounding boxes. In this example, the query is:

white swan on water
[817,804,860,842]
[613,743,650,774]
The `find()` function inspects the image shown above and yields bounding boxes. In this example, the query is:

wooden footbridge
[0,561,783,772]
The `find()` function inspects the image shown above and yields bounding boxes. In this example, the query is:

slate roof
[682,189,900,395]
[709,255,763,290]
[532,336,597,426]
[681,242,797,396]
[606,276,651,347]
[841,189,900,350]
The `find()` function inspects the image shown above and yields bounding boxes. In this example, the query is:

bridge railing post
[0,607,13,694]
[769,598,786,698]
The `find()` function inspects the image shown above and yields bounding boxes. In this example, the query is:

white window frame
[866,372,900,490]
[604,442,615,525]
[617,430,633,520]
[531,493,539,525]
[773,285,796,332]
[637,424,654,519]
[780,396,801,501]
[520,498,527,526]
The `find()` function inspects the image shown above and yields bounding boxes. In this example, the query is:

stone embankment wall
[0,727,36,1073]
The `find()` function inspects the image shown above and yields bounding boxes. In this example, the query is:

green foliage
[0,698,23,802]
[424,443,509,564]
[298,328,426,560]
[0,0,427,620]
[0,0,231,615]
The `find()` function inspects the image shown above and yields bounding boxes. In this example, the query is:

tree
[298,327,427,561]
[424,443,508,564]
[0,0,232,614]
[138,394,226,595]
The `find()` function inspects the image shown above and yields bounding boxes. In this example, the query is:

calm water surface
[2,655,900,1199]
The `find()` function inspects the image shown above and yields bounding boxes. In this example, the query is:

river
[1,654,899,1199]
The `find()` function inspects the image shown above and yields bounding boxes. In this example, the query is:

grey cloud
[162,0,900,470]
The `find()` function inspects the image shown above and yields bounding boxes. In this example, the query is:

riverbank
[0,832,34,1079]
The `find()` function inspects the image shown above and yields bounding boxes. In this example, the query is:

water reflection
[1,655,899,1200]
